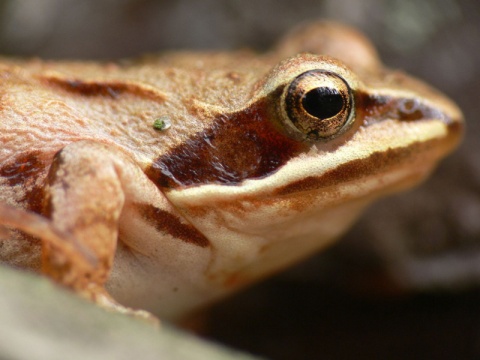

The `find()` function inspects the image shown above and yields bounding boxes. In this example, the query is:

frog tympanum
[0,22,463,321]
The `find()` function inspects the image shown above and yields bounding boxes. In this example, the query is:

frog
[0,21,463,322]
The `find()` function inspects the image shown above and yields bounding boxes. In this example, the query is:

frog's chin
[157,155,440,293]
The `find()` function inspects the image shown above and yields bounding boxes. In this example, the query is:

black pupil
[302,87,344,119]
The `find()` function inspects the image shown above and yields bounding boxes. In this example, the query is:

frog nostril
[397,99,425,121]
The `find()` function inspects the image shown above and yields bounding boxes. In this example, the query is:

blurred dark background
[0,0,478,359]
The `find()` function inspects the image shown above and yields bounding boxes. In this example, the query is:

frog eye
[281,70,354,141]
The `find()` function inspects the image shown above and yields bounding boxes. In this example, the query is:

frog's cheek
[144,99,308,189]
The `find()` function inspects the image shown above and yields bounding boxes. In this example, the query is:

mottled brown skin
[0,22,463,321]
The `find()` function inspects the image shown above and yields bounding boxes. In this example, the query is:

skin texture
[0,22,463,321]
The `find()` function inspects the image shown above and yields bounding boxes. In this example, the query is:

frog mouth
[274,120,462,197]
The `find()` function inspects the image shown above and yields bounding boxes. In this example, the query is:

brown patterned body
[0,22,463,320]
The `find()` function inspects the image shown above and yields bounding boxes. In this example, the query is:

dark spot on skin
[43,77,166,102]
[0,152,45,186]
[138,203,210,247]
[0,152,50,241]
[227,72,241,82]
[145,100,306,188]
[50,79,122,98]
